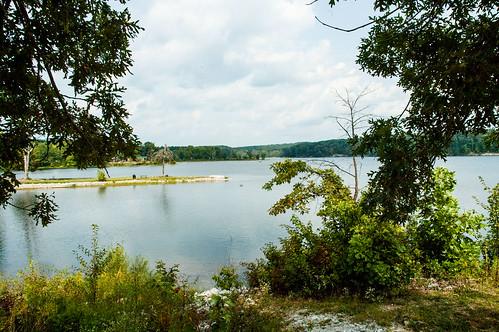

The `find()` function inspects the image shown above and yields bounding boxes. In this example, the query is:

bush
[213,266,242,290]
[408,168,484,278]
[346,220,416,292]
[197,269,284,331]
[247,203,416,297]
[256,161,483,298]
[481,182,499,281]
[96,169,106,181]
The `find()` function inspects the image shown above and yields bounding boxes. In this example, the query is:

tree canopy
[324,0,498,220]
[0,0,141,225]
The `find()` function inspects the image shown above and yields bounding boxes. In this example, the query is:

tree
[317,0,498,220]
[0,0,142,225]
[140,141,158,161]
[22,143,34,179]
[327,88,372,201]
[152,145,175,176]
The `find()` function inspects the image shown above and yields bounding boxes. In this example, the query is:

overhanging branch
[314,6,401,33]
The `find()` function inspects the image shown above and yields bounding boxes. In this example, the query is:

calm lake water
[0,157,497,287]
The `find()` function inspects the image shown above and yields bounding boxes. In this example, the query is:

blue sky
[121,0,408,147]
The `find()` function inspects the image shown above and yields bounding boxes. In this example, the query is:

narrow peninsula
[18,175,228,190]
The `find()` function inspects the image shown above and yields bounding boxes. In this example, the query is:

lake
[0,157,497,287]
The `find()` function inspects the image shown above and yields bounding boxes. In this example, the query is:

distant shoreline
[18,175,228,190]
[17,153,499,173]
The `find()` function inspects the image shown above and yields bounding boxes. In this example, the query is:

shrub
[256,161,482,297]
[481,182,499,281]
[196,270,284,331]
[346,220,416,292]
[247,203,416,297]
[213,265,242,290]
[96,169,106,181]
[408,168,484,278]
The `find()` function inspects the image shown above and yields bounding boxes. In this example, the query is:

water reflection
[159,185,170,216]
[11,192,39,263]
[97,186,107,197]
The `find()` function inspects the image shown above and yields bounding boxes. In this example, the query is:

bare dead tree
[325,87,373,201]
[22,144,34,179]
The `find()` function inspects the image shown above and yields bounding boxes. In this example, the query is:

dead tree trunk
[162,144,166,176]
[329,87,372,201]
[23,146,34,179]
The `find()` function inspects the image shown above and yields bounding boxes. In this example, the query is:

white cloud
[122,0,408,146]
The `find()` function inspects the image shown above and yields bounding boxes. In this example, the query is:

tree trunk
[162,144,166,176]
[23,146,33,179]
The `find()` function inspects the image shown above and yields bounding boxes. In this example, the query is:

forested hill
[143,133,497,162]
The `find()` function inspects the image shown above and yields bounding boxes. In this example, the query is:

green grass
[267,279,499,331]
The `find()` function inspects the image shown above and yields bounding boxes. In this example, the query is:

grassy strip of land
[18,175,228,189]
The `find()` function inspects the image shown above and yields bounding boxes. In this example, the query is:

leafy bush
[213,266,242,290]
[0,236,202,331]
[247,209,416,297]
[346,220,416,292]
[96,169,106,181]
[481,182,499,281]
[196,270,284,331]
[408,168,483,278]
[256,161,483,298]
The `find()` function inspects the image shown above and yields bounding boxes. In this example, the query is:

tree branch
[314,6,400,33]
[6,200,33,211]
[311,159,355,178]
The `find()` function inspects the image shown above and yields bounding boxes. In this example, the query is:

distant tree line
[141,144,267,161]
[15,134,499,171]
[448,133,499,155]
[139,133,497,161]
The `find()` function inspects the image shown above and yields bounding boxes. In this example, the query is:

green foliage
[263,159,351,215]
[74,224,110,302]
[1,0,141,215]
[27,193,59,227]
[325,0,498,221]
[259,161,418,295]
[281,140,352,157]
[248,210,416,297]
[449,133,499,156]
[213,266,243,291]
[408,168,483,278]
[32,142,77,169]
[482,182,499,281]
[258,160,485,297]
[347,220,416,293]
[139,139,366,162]
[0,226,285,331]
[96,170,107,182]
[355,118,430,222]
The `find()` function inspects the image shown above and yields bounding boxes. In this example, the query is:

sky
[120,0,409,147]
